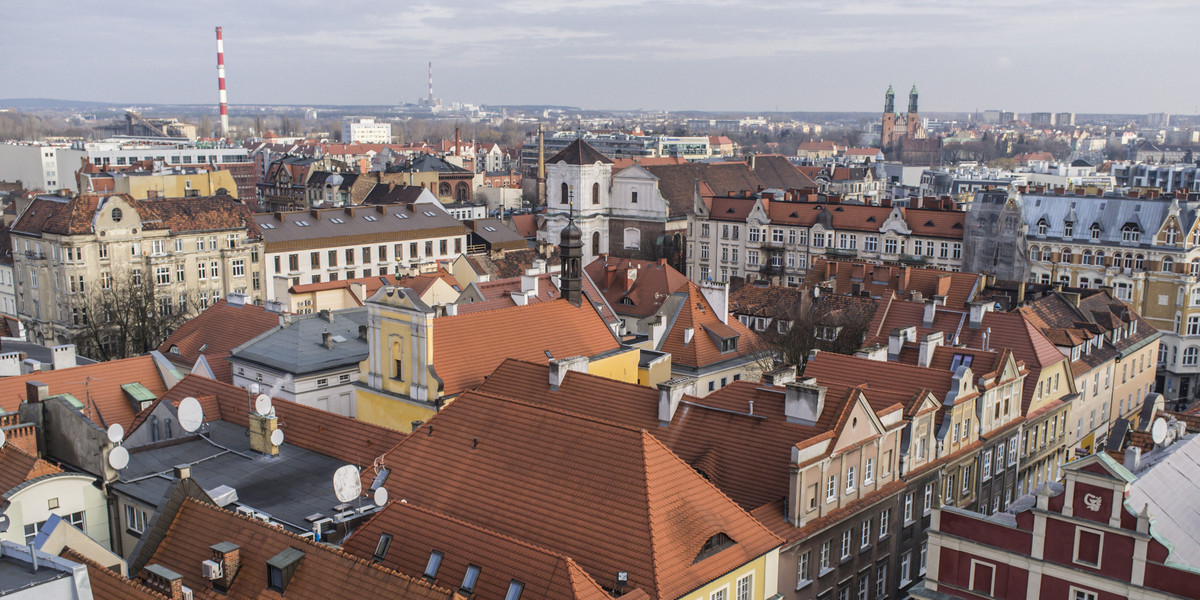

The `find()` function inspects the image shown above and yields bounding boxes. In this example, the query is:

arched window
[623,227,641,250]
[1094,251,1105,267]
[561,182,570,205]
[1163,256,1175,273]
[1090,224,1102,241]
[1064,221,1074,238]
[455,181,470,202]
[1192,259,1200,277]
[1082,250,1093,265]
[1037,219,1048,236]
[1030,246,1041,262]
[1185,346,1198,367]
[1060,248,1072,264]
[1123,253,1133,269]
[592,231,601,257]
[1121,224,1141,243]
[592,182,600,205]
[438,182,451,196]
[1135,254,1145,270]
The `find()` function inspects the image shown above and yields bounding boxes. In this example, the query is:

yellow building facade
[113,170,239,199]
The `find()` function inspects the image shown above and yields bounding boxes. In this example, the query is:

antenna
[254,394,273,416]
[333,465,362,503]
[178,397,205,433]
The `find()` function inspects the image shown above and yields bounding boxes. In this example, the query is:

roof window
[372,533,392,562]
[505,580,525,600]
[693,532,734,563]
[423,550,443,580]
[364,215,378,221]
[461,565,482,593]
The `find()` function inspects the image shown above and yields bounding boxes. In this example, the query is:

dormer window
[693,533,735,563]
[1166,228,1178,245]
[1090,223,1102,241]
[721,337,738,352]
[1037,219,1048,236]
[1121,224,1141,243]
[266,548,305,593]
[111,207,123,222]
[372,534,393,562]
[1064,221,1074,238]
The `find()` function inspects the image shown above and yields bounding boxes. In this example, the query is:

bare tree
[763,295,877,372]
[69,268,200,361]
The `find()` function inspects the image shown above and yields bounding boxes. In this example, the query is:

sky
[4,0,1199,114]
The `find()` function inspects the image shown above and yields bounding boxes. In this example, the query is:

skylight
[330,218,344,224]
[396,213,409,219]
[484,226,496,232]
[364,215,378,221]
[424,211,436,217]
[949,354,974,371]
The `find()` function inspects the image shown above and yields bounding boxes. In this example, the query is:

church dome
[560,220,583,248]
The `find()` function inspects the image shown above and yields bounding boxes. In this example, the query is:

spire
[884,84,895,115]
[537,124,546,207]
[907,83,919,115]
[559,195,583,307]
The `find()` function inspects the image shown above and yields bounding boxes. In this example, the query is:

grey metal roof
[230,308,368,376]
[112,420,349,534]
[470,218,526,245]
[254,201,466,246]
[1022,192,1193,248]
[1126,433,1200,568]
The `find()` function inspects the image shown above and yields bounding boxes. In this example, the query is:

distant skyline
[6,1,1199,116]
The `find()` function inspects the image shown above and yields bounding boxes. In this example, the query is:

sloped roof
[0,356,168,429]
[509,213,537,238]
[230,308,368,376]
[750,155,818,190]
[584,256,690,318]
[0,444,63,495]
[658,282,761,369]
[802,259,980,308]
[63,550,168,600]
[547,138,614,165]
[729,283,805,318]
[140,499,455,600]
[1018,289,1157,378]
[455,272,560,315]
[158,300,281,382]
[463,248,560,280]
[377,390,782,600]
[432,299,619,396]
[12,194,257,238]
[345,501,613,600]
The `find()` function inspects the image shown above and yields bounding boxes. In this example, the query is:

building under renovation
[962,188,1030,281]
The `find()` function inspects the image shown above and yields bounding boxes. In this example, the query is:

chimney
[922,299,937,328]
[784,378,826,425]
[968,300,992,328]
[248,411,280,456]
[445,303,458,316]
[25,381,49,404]
[699,279,729,324]
[548,356,589,390]
[918,332,943,368]
[319,309,334,322]
[0,352,19,377]
[226,292,247,307]
[322,331,333,350]
[34,343,68,371]
[173,465,191,480]
[142,565,185,600]
[1123,446,1142,473]
[625,266,638,292]
[854,344,888,362]
[521,268,539,295]
[657,377,695,424]
[210,542,241,591]
[888,326,916,360]
[761,365,797,387]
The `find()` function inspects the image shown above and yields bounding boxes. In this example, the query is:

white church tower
[537,138,612,266]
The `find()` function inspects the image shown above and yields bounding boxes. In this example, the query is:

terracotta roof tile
[584,256,690,318]
[12,194,257,238]
[62,550,168,600]
[345,502,613,600]
[158,300,281,380]
[0,444,62,494]
[802,259,980,308]
[0,356,167,429]
[377,390,782,600]
[509,213,538,238]
[141,499,455,600]
[432,300,620,396]
[659,282,761,369]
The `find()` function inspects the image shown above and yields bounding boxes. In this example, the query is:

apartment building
[10,193,261,348]
[0,143,86,192]
[689,192,964,286]
[254,189,468,301]
[1013,188,1200,408]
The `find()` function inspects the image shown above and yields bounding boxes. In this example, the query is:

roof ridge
[466,389,651,436]
[63,548,171,600]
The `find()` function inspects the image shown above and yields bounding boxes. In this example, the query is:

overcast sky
[5,0,1198,114]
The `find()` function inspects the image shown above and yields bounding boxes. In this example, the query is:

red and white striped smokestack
[428,61,433,102]
[216,26,229,137]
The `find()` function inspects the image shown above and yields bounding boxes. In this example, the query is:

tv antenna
[67,376,106,428]
[178,396,205,433]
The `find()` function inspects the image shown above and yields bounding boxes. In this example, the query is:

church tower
[906,84,920,137]
[881,84,897,150]
[536,137,613,266]
[559,211,583,307]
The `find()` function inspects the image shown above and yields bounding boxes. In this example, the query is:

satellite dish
[107,423,124,444]
[374,487,388,507]
[270,429,285,447]
[255,394,273,416]
[332,465,361,503]
[108,445,130,470]
[248,382,260,395]
[0,428,6,450]
[1152,418,1168,445]
[178,397,204,433]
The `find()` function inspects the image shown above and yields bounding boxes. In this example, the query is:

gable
[832,392,887,454]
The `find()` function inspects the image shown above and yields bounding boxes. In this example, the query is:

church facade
[881,84,939,166]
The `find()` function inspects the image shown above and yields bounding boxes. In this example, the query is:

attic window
[790,212,799,218]
[461,565,482,593]
[866,216,876,222]
[952,222,962,229]
[834,206,844,212]
[726,207,735,214]
[924,220,935,227]
[621,297,634,305]
[372,533,392,562]
[484,226,497,232]
[261,223,275,229]
[330,218,344,224]
[694,532,735,563]
[295,220,310,227]
[949,354,973,370]
[111,207,123,222]
[396,213,409,219]
[364,215,378,221]
[423,211,436,217]
[423,550,444,580]
[505,580,525,600]
[720,338,738,352]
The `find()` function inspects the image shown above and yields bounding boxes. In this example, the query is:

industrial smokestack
[216,26,229,137]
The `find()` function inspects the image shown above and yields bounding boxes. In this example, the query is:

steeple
[559,202,583,307]
[884,84,895,114]
[536,124,546,207]
[908,84,919,114]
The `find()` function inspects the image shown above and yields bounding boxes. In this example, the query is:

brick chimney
[210,542,241,591]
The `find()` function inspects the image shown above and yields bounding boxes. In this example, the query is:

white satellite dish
[1151,417,1168,445]
[332,465,361,503]
[108,445,129,470]
[178,397,204,433]
[106,423,124,444]
[374,487,388,507]
[270,429,285,447]
[0,428,6,449]
[248,382,260,395]
[255,394,273,416]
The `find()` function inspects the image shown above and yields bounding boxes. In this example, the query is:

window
[210,261,220,279]
[861,519,871,548]
[841,530,852,558]
[735,574,752,600]
[924,482,933,513]
[372,534,393,561]
[1183,347,1197,367]
[865,235,878,252]
[864,458,874,484]
[506,580,525,600]
[232,259,245,277]
[131,269,142,286]
[1037,219,1048,236]
[920,542,927,574]
[900,552,911,586]
[904,493,913,523]
[1090,223,1101,240]
[876,563,887,598]
[820,540,832,571]
[1073,527,1103,567]
[797,552,811,588]
[1121,224,1140,243]
[879,509,889,537]
[827,474,837,502]
[846,466,856,492]
[155,266,170,285]
[884,237,897,254]
[982,449,992,481]
[1064,221,1074,237]
[461,565,482,593]
[424,550,444,579]
[125,505,147,535]
[1071,588,1098,600]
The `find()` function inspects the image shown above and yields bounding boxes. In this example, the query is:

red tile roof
[802,259,981,308]
[432,299,620,397]
[0,444,62,494]
[62,550,167,600]
[158,300,281,383]
[140,499,455,600]
[345,501,613,600]
[658,282,761,369]
[376,390,782,600]
[11,194,257,238]
[509,213,538,238]
[584,256,690,318]
[0,356,167,429]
